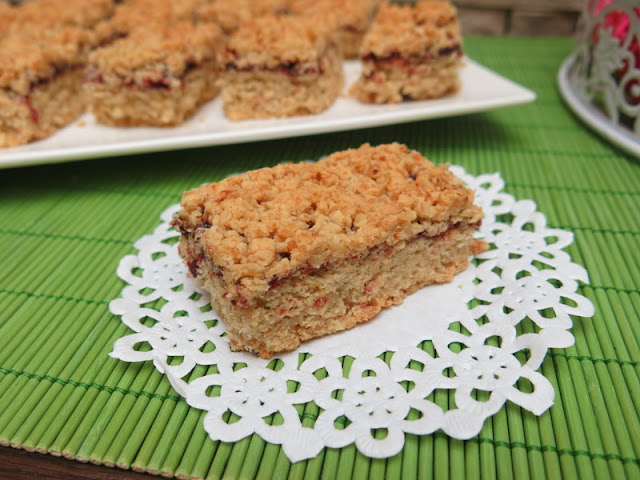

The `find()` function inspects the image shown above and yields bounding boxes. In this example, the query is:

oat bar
[172,143,487,358]
[350,1,463,104]
[220,14,344,120]
[0,27,94,147]
[84,22,222,127]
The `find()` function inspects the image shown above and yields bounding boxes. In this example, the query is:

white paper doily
[109,167,595,463]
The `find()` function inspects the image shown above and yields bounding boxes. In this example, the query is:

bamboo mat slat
[0,36,639,479]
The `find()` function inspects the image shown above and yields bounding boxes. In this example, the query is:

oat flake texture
[109,166,595,463]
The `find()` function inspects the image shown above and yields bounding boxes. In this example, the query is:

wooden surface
[456,0,583,36]
[392,0,585,35]
[0,446,156,480]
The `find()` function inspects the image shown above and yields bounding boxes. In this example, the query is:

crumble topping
[99,0,205,38]
[195,0,290,34]
[290,0,379,31]
[4,0,115,32]
[221,14,339,70]
[361,1,461,58]
[172,143,483,298]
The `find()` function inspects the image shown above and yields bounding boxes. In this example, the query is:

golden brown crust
[291,0,379,26]
[195,0,253,34]
[98,0,204,39]
[173,143,483,301]
[195,0,291,34]
[222,14,339,69]
[0,3,18,37]
[360,0,461,57]
[5,0,115,33]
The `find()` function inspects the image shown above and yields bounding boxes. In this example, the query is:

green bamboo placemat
[0,36,639,479]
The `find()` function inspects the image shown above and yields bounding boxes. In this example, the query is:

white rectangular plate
[0,58,535,169]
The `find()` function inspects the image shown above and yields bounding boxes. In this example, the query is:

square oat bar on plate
[172,143,487,358]
[0,27,95,148]
[84,22,223,127]
[350,0,464,104]
[220,13,344,120]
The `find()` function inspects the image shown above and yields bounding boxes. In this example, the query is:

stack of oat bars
[0,0,464,147]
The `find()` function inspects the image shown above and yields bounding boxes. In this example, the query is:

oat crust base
[85,62,220,127]
[181,227,485,358]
